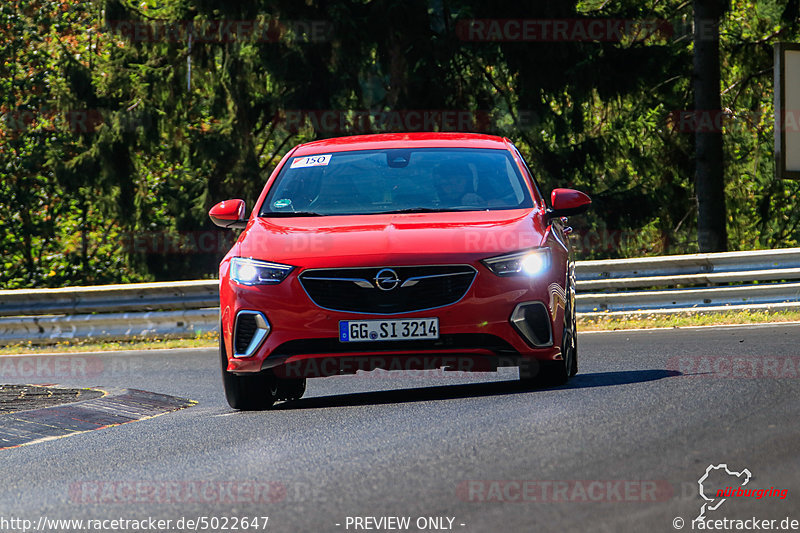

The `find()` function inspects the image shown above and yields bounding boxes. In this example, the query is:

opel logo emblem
[374,268,401,291]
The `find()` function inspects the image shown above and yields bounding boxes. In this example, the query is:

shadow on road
[565,369,682,389]
[271,369,681,410]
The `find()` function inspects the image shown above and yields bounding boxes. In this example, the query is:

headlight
[230,257,294,285]
[481,248,550,276]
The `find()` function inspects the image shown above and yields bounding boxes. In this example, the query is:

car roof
[290,132,513,156]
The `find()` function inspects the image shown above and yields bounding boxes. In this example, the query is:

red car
[210,132,591,409]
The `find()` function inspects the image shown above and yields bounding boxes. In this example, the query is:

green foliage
[1,0,799,287]
[721,0,800,249]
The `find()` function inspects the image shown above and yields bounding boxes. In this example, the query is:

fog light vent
[233,311,270,357]
[510,302,553,347]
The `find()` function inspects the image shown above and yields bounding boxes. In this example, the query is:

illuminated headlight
[482,248,550,276]
[230,257,294,285]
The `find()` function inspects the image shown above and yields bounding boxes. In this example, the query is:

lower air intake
[233,311,270,357]
[510,302,553,347]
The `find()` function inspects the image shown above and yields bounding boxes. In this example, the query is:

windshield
[259,147,535,216]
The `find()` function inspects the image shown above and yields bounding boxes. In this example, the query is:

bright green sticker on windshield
[274,199,292,209]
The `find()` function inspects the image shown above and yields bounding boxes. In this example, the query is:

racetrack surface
[0,324,798,532]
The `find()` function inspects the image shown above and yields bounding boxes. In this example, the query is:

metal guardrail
[0,280,218,316]
[1,248,799,345]
[0,309,218,346]
[576,248,800,288]
[575,248,800,315]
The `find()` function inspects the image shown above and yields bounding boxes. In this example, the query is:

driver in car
[433,162,484,207]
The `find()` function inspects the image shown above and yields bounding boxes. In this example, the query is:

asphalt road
[1,323,799,533]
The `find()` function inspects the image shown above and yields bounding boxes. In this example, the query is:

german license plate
[339,318,439,342]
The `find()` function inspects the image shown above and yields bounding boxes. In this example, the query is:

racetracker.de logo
[689,463,793,528]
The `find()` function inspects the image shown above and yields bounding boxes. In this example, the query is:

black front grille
[234,313,258,354]
[299,265,477,314]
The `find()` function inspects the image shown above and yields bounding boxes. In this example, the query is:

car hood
[235,210,547,268]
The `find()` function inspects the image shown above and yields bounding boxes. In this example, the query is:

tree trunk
[693,0,729,252]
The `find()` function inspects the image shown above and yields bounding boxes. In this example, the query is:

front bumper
[221,265,565,374]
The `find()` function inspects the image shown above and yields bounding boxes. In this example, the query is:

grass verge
[579,309,800,331]
[0,332,218,355]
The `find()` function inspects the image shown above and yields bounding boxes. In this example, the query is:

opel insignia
[210,132,591,409]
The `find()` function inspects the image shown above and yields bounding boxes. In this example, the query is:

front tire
[566,262,578,377]
[220,335,277,410]
[519,356,569,389]
[519,278,576,388]
[274,376,306,401]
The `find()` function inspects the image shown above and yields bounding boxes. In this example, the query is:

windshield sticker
[290,154,331,169]
[273,199,293,209]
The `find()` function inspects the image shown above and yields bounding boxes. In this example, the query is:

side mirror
[209,199,248,229]
[548,188,591,219]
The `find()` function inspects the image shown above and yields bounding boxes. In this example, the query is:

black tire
[274,376,306,401]
[519,355,569,389]
[569,301,578,377]
[519,274,576,388]
[566,262,578,377]
[220,335,277,410]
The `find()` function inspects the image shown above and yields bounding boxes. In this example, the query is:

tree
[4,0,800,289]
[693,0,729,252]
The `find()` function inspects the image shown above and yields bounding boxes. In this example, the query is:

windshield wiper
[261,211,325,217]
[378,207,459,214]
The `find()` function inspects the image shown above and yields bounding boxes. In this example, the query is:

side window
[511,146,546,207]
[503,157,526,205]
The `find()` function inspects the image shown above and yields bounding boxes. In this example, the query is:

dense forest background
[2,0,800,288]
